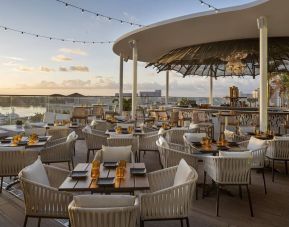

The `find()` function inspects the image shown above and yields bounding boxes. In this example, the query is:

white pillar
[257,16,268,132]
[130,40,138,120]
[209,76,213,105]
[165,70,169,106]
[119,54,124,114]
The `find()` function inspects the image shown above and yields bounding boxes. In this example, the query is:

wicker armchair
[266,139,289,182]
[83,130,108,162]
[0,148,38,193]
[19,164,72,227]
[47,127,71,141]
[156,141,198,169]
[183,133,207,154]
[224,129,250,142]
[68,195,139,227]
[107,137,139,162]
[166,128,190,145]
[40,136,77,170]
[203,156,253,216]
[139,165,198,227]
[24,127,47,136]
[138,131,159,160]
[239,140,268,193]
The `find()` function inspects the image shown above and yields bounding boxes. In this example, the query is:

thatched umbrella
[146,37,289,78]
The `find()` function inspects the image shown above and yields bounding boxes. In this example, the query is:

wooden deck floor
[1,140,289,227]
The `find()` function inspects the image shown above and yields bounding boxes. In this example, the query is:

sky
[0,0,259,97]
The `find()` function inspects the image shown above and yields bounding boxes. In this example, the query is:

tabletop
[190,142,246,156]
[59,163,150,193]
[0,135,52,148]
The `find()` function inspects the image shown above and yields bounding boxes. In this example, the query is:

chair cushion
[90,120,98,126]
[102,145,132,162]
[74,195,135,208]
[82,125,92,134]
[219,151,252,158]
[66,131,77,142]
[173,159,194,186]
[158,128,166,136]
[21,158,50,186]
[189,123,199,130]
[184,133,206,142]
[247,137,266,150]
[158,136,169,148]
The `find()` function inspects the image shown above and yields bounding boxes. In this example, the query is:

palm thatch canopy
[146,37,289,78]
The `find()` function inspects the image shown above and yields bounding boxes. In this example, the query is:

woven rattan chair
[47,127,71,141]
[40,135,78,170]
[138,131,159,160]
[224,129,249,142]
[83,129,108,162]
[68,195,139,227]
[266,139,289,182]
[166,128,190,145]
[24,127,47,136]
[0,148,38,193]
[183,133,207,154]
[203,155,253,216]
[156,140,198,170]
[19,163,72,227]
[239,140,268,193]
[107,137,139,162]
[139,164,198,227]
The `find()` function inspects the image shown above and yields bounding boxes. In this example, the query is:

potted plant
[15,120,23,128]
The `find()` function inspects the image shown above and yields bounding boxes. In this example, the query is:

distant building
[139,90,161,97]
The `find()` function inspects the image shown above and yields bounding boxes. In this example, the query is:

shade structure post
[119,53,124,114]
[165,70,169,105]
[130,40,138,120]
[209,76,213,105]
[257,16,268,132]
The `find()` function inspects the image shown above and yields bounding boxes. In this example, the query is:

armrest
[238,140,250,148]
[46,137,67,147]
[168,142,185,152]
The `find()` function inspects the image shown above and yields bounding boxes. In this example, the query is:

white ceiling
[112,0,289,63]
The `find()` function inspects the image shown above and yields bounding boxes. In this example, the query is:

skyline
[0,0,259,97]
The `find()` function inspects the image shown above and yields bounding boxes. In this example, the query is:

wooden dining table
[59,163,150,194]
[0,135,52,148]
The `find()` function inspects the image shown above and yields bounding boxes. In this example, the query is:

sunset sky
[0,0,259,97]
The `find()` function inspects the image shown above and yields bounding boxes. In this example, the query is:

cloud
[16,66,54,73]
[0,56,24,61]
[59,67,69,72]
[70,65,89,72]
[59,48,87,56]
[51,54,72,62]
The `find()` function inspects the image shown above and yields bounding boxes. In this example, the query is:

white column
[257,16,268,132]
[165,70,169,106]
[209,76,213,105]
[119,54,124,114]
[130,40,138,120]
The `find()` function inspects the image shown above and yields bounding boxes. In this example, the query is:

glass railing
[0,95,226,126]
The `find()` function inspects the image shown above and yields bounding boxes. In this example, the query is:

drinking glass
[91,167,100,180]
[116,167,124,179]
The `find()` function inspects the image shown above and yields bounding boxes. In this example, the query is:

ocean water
[0,106,46,117]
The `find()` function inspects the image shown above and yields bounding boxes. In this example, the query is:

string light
[0,25,114,45]
[54,0,143,28]
[198,0,219,13]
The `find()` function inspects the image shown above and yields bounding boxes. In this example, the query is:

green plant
[16,120,23,125]
[177,98,197,107]
[30,113,44,122]
[123,98,132,111]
